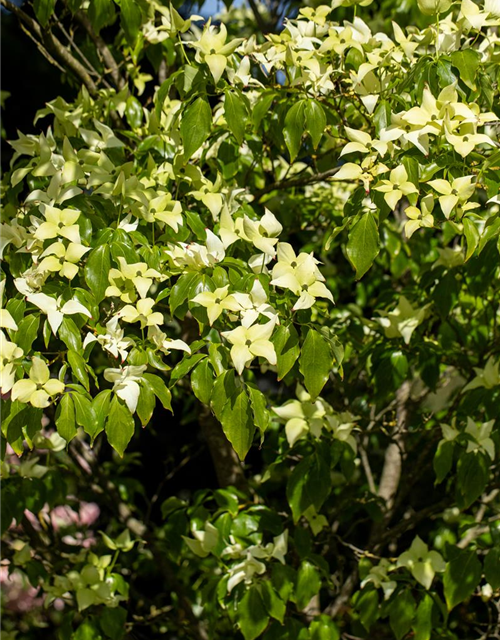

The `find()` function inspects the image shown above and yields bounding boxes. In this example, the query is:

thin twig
[253,166,342,200]
[1,0,98,96]
[73,9,125,89]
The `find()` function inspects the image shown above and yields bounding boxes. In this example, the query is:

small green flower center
[215,298,221,304]
[290,261,297,268]
[245,340,252,347]
[135,270,142,277]
[451,189,458,196]
[463,136,469,142]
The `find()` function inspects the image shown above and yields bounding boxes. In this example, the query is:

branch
[248,0,270,33]
[1,0,98,96]
[55,18,113,89]
[73,9,126,89]
[377,381,410,513]
[253,166,341,200]
[41,30,98,95]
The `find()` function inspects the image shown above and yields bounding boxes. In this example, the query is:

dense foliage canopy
[1,0,500,639]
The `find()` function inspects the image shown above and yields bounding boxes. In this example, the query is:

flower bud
[417,0,452,14]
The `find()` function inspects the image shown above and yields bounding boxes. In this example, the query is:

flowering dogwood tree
[1,0,500,638]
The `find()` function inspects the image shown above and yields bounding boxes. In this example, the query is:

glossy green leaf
[443,548,482,611]
[346,212,380,279]
[287,449,331,522]
[238,585,269,640]
[33,0,57,27]
[389,589,416,640]
[246,381,269,433]
[120,0,142,47]
[484,547,500,590]
[84,244,111,304]
[56,393,77,443]
[68,349,90,391]
[143,373,172,411]
[299,329,332,399]
[224,91,247,145]
[284,100,306,162]
[220,384,255,460]
[295,561,321,611]
[181,98,212,159]
[136,381,156,427]
[191,359,214,405]
[305,100,326,150]
[413,594,433,640]
[106,396,135,457]
[450,50,481,90]
[12,315,39,355]
[272,323,300,381]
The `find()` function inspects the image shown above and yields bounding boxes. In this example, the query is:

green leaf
[252,91,275,129]
[143,373,172,411]
[170,272,199,317]
[125,96,143,129]
[84,244,111,304]
[99,606,127,640]
[346,212,380,279]
[106,396,135,457]
[246,381,270,433]
[238,585,270,640]
[72,392,96,430]
[211,369,237,420]
[450,50,481,90]
[457,452,489,509]
[433,441,454,484]
[33,0,57,27]
[73,621,102,640]
[170,353,207,384]
[191,359,214,405]
[443,547,482,611]
[137,381,156,427]
[260,581,286,623]
[91,389,112,440]
[68,350,90,391]
[373,100,391,135]
[413,594,433,640]
[463,218,479,262]
[304,100,326,150]
[355,588,379,630]
[59,317,82,352]
[88,0,115,33]
[56,393,77,443]
[220,385,255,460]
[287,449,331,522]
[181,98,212,160]
[120,0,142,47]
[284,100,306,162]
[12,315,39,354]
[224,91,247,145]
[299,329,332,399]
[484,547,500,590]
[295,561,321,611]
[272,323,300,381]
[309,616,340,640]
[389,589,416,640]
